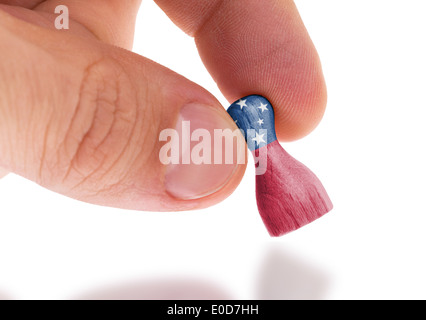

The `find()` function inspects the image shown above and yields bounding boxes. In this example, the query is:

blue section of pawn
[227,95,277,151]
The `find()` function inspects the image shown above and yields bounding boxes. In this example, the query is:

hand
[0,0,326,211]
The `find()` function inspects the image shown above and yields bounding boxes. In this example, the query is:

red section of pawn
[254,140,333,237]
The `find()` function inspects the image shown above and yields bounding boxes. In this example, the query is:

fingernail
[164,103,242,200]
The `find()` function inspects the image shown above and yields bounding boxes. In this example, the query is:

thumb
[0,167,7,179]
[0,11,246,211]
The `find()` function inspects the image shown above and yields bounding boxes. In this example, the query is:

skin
[0,0,327,211]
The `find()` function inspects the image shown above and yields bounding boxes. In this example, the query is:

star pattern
[252,132,266,146]
[228,96,277,151]
[236,99,247,109]
[258,103,268,112]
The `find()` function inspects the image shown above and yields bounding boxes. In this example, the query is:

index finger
[155,0,327,141]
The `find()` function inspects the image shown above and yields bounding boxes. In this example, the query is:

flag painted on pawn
[227,95,333,237]
[227,95,277,151]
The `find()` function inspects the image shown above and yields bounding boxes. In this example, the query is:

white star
[258,102,268,112]
[252,132,266,146]
[257,118,264,126]
[236,99,247,109]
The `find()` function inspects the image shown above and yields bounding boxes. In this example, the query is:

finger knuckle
[59,58,140,192]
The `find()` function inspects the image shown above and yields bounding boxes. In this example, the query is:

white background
[0,0,425,300]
